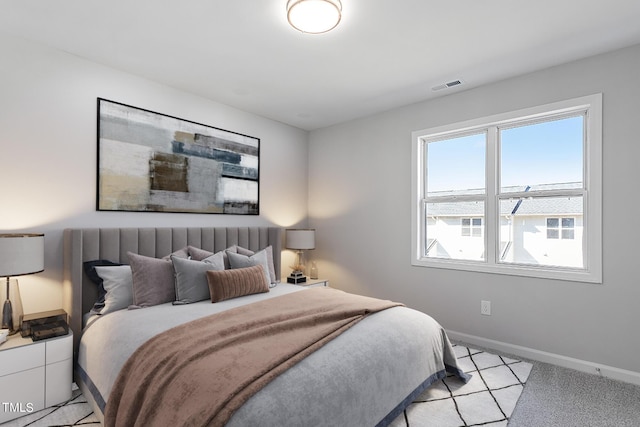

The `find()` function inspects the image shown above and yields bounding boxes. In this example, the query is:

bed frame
[61,226,465,427]
[62,226,282,364]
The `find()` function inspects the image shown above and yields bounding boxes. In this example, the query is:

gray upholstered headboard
[63,227,282,362]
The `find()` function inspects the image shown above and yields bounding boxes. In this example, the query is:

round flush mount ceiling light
[287,0,342,34]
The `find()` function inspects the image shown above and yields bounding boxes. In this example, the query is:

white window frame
[411,94,602,283]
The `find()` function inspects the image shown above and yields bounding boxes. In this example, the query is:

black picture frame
[97,98,259,215]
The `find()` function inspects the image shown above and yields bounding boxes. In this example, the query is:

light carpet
[2,345,531,427]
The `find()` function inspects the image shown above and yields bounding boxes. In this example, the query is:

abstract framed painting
[97,98,259,214]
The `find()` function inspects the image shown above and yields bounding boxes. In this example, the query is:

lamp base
[1,278,23,336]
[2,299,14,334]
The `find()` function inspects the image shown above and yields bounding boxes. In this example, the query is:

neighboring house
[426,183,583,268]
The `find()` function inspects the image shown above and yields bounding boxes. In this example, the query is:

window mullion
[486,126,498,265]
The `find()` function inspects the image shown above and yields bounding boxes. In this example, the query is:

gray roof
[427,183,583,217]
[428,198,582,217]
[428,182,582,197]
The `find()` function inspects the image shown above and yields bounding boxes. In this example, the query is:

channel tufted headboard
[63,227,282,362]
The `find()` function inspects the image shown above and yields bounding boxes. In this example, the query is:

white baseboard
[447,330,640,387]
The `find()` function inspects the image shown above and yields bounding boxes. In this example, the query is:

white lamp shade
[0,234,45,277]
[285,229,316,250]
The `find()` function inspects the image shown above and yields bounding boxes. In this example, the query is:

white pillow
[94,265,134,315]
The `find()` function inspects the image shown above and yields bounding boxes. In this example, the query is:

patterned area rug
[1,388,98,427]
[3,345,531,427]
[390,345,533,427]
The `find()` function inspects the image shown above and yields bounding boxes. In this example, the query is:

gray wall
[2,27,638,376]
[0,32,309,313]
[308,44,640,373]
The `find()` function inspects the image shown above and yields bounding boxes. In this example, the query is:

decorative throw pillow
[190,245,276,284]
[94,265,134,315]
[226,250,272,288]
[187,246,214,261]
[188,245,242,266]
[161,246,190,261]
[171,252,225,304]
[241,246,276,284]
[127,252,175,308]
[203,251,225,269]
[206,265,269,303]
[83,259,122,314]
[189,245,235,267]
[227,246,277,284]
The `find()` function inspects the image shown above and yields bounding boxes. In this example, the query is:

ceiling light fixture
[287,0,342,34]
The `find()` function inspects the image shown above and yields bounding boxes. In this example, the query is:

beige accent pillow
[206,265,269,303]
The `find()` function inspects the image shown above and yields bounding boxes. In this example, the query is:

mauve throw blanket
[104,288,403,427]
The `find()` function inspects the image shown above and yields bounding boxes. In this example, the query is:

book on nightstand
[287,271,307,284]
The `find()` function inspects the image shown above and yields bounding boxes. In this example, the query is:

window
[462,218,482,237]
[547,217,575,240]
[411,94,602,283]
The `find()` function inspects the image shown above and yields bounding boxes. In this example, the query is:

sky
[427,115,584,194]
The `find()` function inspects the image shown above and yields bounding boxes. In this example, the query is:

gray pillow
[94,265,133,315]
[188,245,245,269]
[229,245,277,284]
[127,252,175,308]
[161,246,190,261]
[189,245,276,284]
[187,246,214,261]
[226,249,272,288]
[171,252,225,304]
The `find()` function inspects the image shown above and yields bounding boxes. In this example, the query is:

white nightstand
[0,331,73,423]
[291,278,329,288]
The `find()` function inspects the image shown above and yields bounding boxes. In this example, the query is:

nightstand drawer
[46,358,72,406]
[46,333,73,364]
[0,366,45,423]
[0,342,44,377]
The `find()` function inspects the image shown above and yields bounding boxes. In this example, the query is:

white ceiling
[2,0,640,130]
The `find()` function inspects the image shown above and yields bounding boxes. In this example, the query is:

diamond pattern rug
[1,389,98,427]
[390,345,533,427]
[3,345,531,427]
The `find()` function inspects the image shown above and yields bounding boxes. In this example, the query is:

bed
[63,226,467,426]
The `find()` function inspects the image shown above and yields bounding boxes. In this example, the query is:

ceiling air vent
[432,79,463,91]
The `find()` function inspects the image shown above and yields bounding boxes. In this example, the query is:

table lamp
[0,233,44,335]
[285,229,315,284]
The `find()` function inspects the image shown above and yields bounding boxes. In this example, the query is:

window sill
[411,257,602,284]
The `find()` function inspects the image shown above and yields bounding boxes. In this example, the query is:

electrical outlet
[481,300,491,316]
